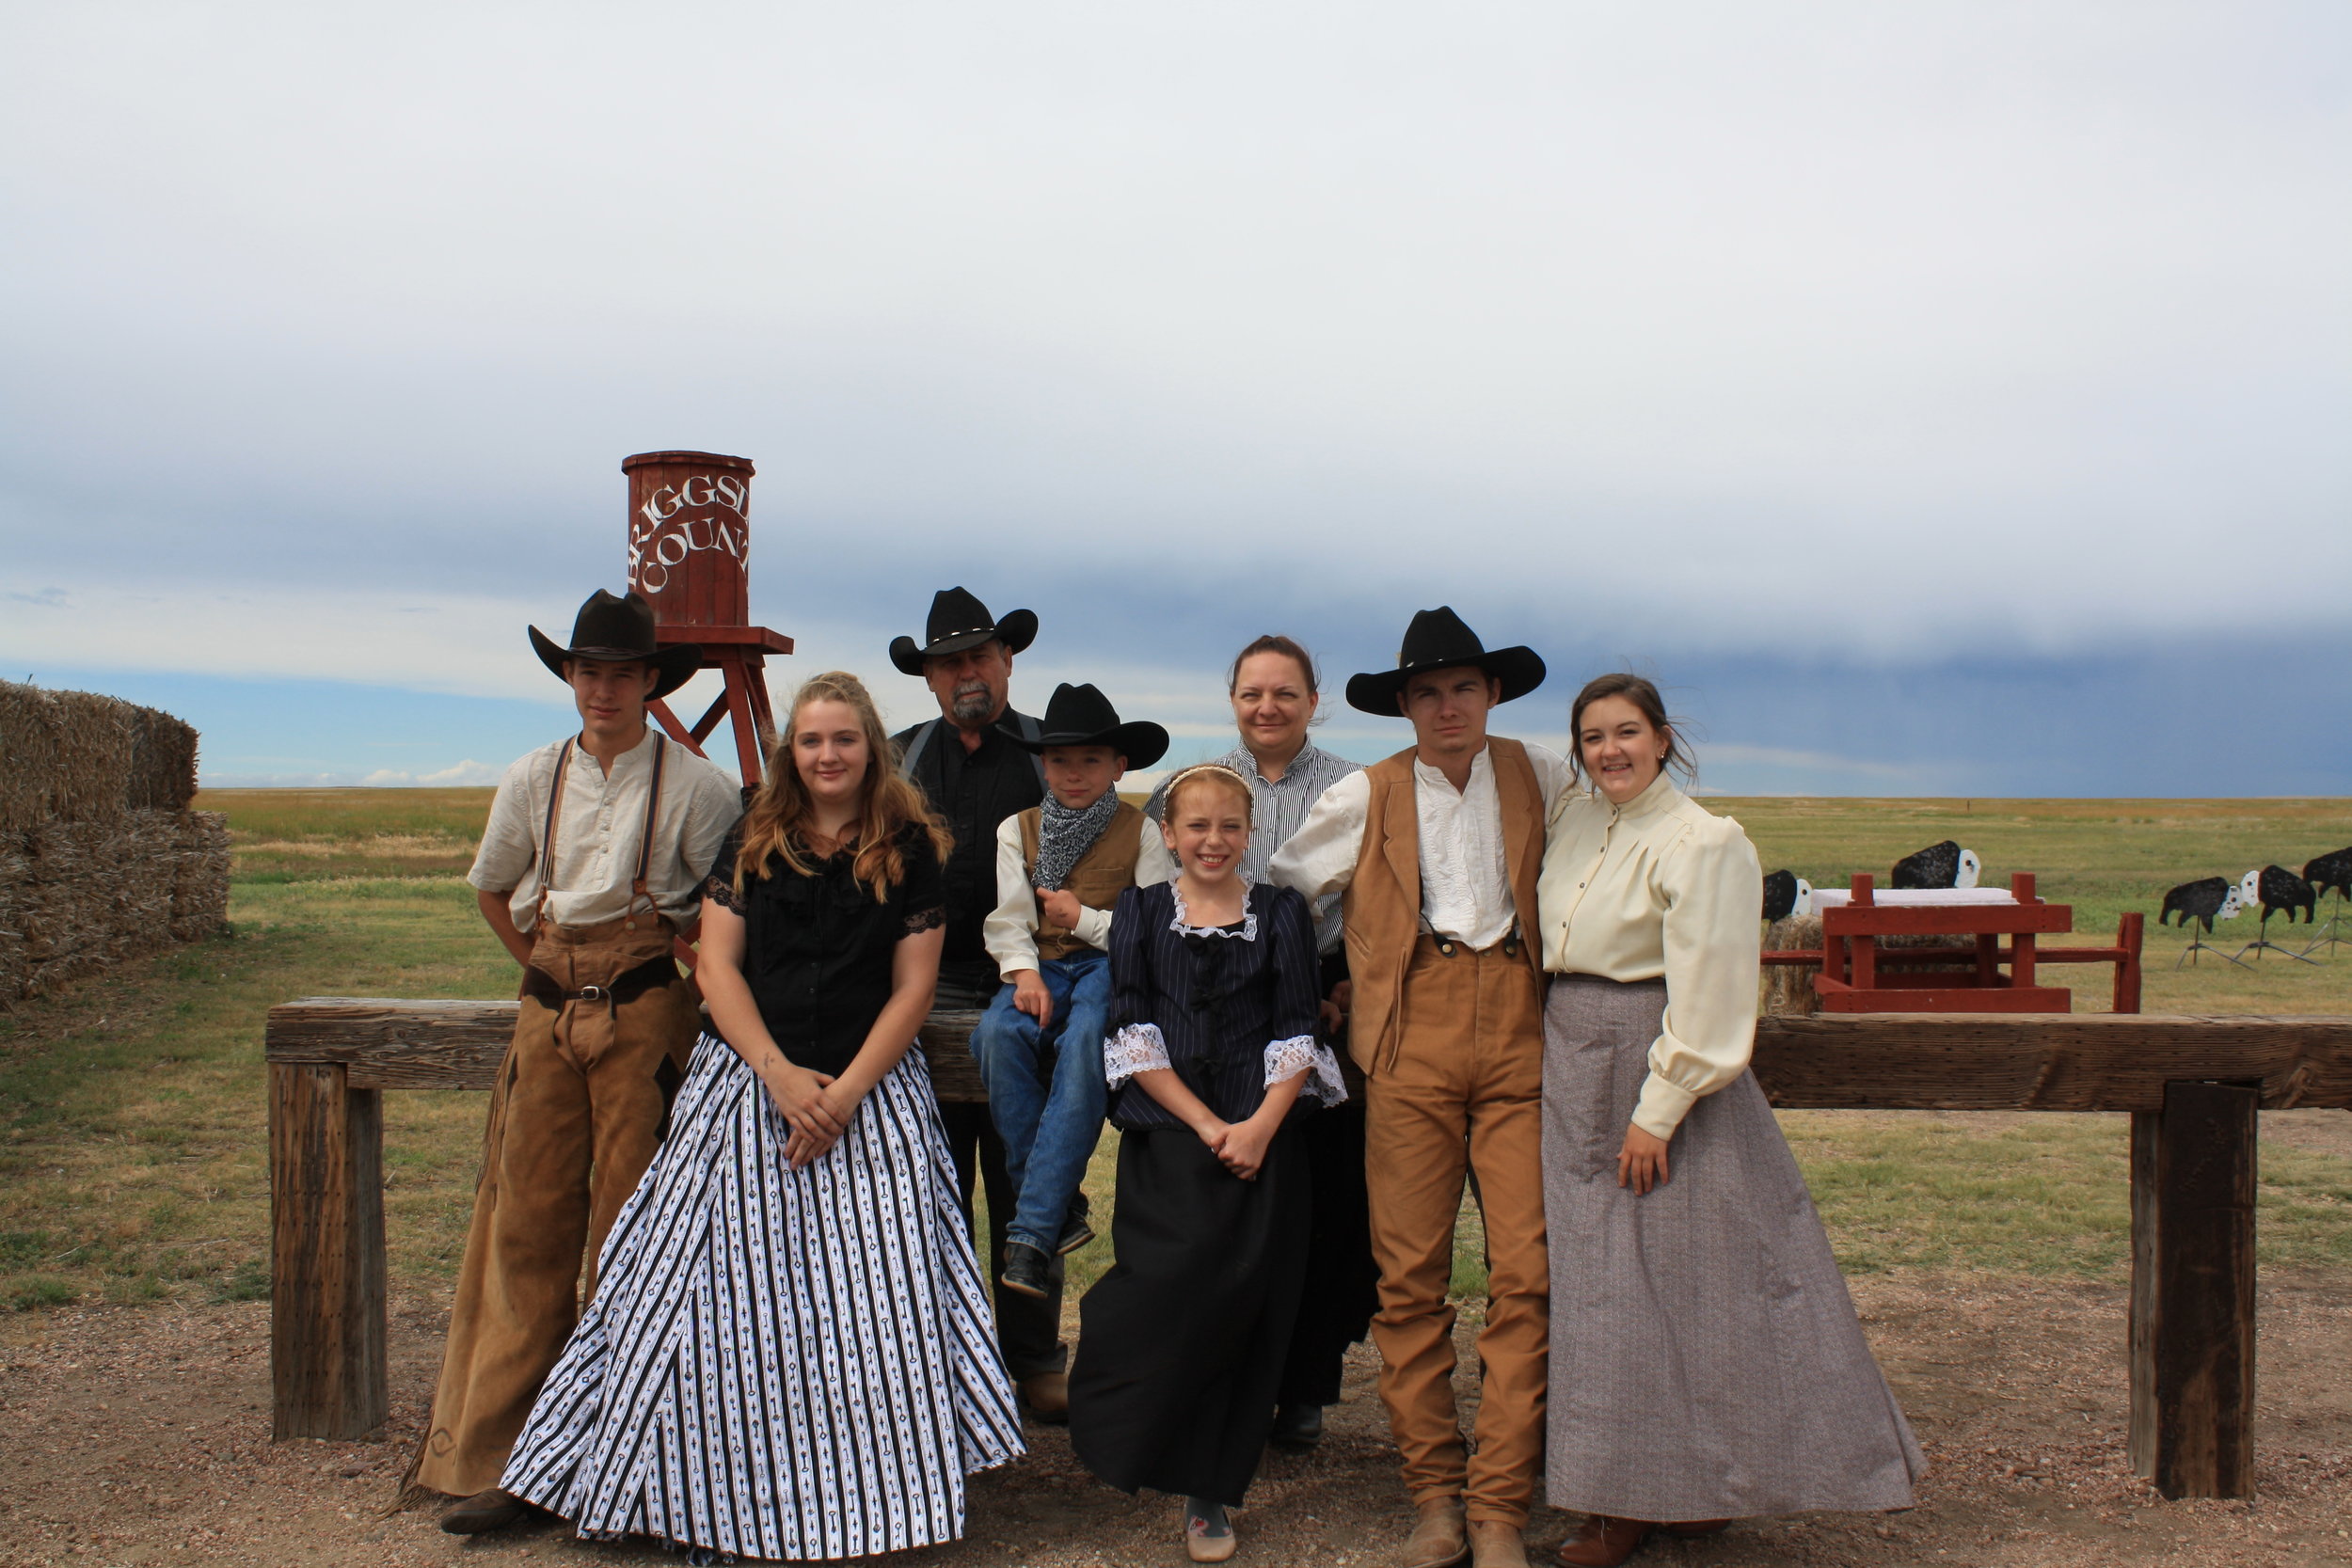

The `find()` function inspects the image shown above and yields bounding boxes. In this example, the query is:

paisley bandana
[1034,790,1121,892]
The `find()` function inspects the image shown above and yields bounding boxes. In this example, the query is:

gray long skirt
[1543,975,1925,1521]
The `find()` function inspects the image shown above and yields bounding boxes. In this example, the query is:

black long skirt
[1275,1101,1377,1407]
[1069,1123,1308,1507]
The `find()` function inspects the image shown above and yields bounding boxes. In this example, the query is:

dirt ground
[5,1271,2351,1568]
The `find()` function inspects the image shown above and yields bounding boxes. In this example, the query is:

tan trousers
[410,918,695,1499]
[1364,936,1549,1527]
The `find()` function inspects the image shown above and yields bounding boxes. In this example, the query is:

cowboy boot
[1552,1514,1654,1567]
[438,1487,531,1535]
[1468,1518,1532,1567]
[1404,1496,1469,1568]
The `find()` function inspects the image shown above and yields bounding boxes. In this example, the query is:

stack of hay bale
[0,681,230,1008]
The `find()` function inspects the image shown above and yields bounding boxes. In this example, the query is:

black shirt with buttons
[704,822,946,1078]
[889,710,1045,984]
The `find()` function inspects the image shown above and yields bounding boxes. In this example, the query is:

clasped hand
[767,1063,858,1169]
[1195,1113,1276,1180]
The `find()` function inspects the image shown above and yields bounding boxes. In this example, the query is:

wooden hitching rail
[265,1002,2352,1500]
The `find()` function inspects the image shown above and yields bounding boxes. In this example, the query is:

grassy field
[0,788,2346,1314]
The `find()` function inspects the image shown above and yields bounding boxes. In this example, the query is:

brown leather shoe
[1405,1496,1470,1568]
[1018,1370,1070,1424]
[438,1486,530,1535]
[1552,1514,1654,1568]
[1468,1518,1532,1567]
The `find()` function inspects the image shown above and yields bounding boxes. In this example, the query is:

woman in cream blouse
[1536,673,1924,1568]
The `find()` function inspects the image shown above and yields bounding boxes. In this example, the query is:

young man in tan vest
[976,683,1171,1298]
[407,590,742,1533]
[1272,608,1570,1568]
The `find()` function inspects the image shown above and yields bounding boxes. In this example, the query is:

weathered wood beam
[2129,1081,2258,1498]
[1752,1013,2352,1112]
[264,998,991,1101]
[266,1001,2352,1110]
[268,1060,387,1440]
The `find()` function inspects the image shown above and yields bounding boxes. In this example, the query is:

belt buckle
[576,984,608,1003]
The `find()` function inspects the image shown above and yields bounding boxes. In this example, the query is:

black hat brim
[530,626,702,701]
[1344,645,1547,717]
[889,607,1039,677]
[1006,719,1169,771]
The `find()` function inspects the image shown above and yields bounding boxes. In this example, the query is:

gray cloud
[2,2,2346,778]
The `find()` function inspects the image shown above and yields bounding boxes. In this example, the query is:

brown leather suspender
[533,732,670,931]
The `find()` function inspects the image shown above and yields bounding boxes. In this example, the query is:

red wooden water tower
[621,451,793,787]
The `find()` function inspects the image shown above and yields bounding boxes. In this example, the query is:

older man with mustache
[887,587,1073,1421]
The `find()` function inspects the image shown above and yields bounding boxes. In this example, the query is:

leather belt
[519,953,680,1009]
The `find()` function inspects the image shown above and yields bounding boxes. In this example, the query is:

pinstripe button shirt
[1145,740,1362,955]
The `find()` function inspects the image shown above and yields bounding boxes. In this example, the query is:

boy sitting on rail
[975,683,1171,1299]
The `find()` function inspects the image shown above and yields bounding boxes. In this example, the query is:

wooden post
[268,1061,388,1440]
[2114,912,2145,1015]
[2129,1079,2258,1497]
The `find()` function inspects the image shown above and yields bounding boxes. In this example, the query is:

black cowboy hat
[1344,606,1546,716]
[1004,683,1169,769]
[528,589,702,701]
[889,587,1040,678]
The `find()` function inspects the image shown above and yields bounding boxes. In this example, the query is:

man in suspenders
[410,590,742,1532]
[886,587,1073,1421]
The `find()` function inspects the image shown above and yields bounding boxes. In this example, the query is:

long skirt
[1275,1101,1378,1408]
[1542,976,1926,1521]
[1069,1123,1309,1507]
[501,1036,1025,1561]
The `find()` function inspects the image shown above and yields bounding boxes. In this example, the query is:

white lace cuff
[1104,1022,1172,1088]
[1263,1034,1349,1106]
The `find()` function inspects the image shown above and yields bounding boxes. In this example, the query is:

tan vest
[1341,736,1546,1074]
[1016,802,1147,961]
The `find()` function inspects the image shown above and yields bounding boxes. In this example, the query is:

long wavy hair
[731,672,951,901]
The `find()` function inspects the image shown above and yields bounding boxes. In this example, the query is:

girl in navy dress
[1068,763,1347,1562]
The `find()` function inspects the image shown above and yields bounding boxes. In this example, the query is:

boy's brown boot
[1404,1497,1469,1568]
[1469,1519,1531,1566]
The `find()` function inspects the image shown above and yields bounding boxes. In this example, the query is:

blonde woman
[502,672,1025,1561]
[1538,673,1922,1567]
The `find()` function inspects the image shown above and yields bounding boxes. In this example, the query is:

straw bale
[127,705,199,813]
[43,689,138,824]
[0,810,229,1009]
[0,683,61,834]
[1763,914,1822,1017]
[168,812,231,941]
[0,680,199,829]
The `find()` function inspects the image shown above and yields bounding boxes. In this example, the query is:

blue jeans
[969,949,1112,1255]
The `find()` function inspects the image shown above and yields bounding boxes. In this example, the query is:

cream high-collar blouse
[1538,770,1762,1141]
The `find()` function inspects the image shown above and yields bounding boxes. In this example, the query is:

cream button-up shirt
[1539,770,1763,1140]
[469,730,743,932]
[1269,740,1571,949]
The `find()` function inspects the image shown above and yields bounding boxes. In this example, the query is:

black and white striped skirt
[502,1034,1025,1561]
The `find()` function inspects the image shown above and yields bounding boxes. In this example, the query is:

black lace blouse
[702,821,946,1077]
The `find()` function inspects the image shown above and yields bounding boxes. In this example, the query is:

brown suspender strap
[628,733,667,920]
[533,732,669,927]
[533,737,574,928]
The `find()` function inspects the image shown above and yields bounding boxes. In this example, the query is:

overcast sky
[3,3,2345,793]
